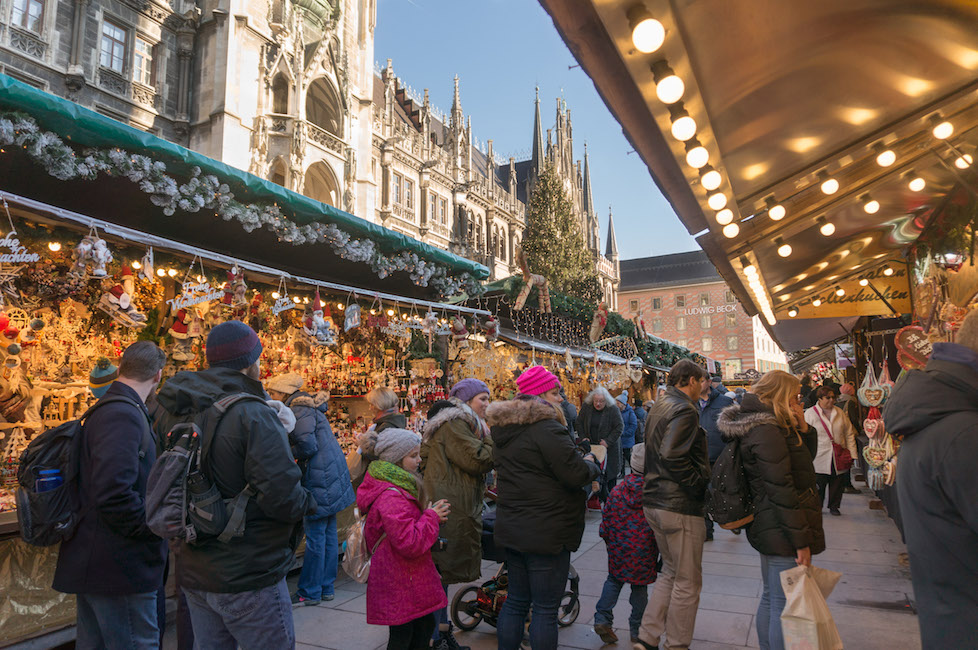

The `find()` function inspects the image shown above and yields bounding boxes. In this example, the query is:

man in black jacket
[884,310,978,650]
[154,321,316,649]
[636,359,710,650]
[700,378,734,541]
[54,341,167,649]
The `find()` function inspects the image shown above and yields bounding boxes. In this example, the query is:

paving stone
[700,573,763,598]
[692,608,754,646]
[702,561,764,579]
[697,592,761,616]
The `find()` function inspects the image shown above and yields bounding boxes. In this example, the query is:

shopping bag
[780,564,844,650]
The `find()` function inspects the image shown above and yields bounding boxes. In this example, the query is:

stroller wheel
[557,590,580,627]
[450,586,484,631]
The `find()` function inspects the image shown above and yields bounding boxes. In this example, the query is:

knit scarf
[450,397,491,440]
[367,460,419,498]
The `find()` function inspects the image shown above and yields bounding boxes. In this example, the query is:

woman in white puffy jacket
[804,385,858,517]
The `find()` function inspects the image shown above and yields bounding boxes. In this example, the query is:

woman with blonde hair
[352,387,407,490]
[576,386,623,497]
[717,370,824,650]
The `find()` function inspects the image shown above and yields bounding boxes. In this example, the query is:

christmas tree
[522,165,602,303]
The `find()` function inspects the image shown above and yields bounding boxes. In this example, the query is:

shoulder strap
[813,407,834,442]
[198,393,269,473]
[80,395,145,423]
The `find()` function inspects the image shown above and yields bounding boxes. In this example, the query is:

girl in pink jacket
[357,428,450,650]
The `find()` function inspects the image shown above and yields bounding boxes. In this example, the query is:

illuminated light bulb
[860,193,880,214]
[788,307,798,318]
[743,264,757,276]
[700,167,722,191]
[818,217,835,236]
[955,154,973,169]
[131,260,141,269]
[685,144,709,169]
[776,237,792,257]
[671,115,696,142]
[859,277,869,286]
[908,176,926,192]
[819,174,839,195]
[875,148,896,167]
[402,313,408,320]
[293,296,301,303]
[271,292,280,299]
[157,268,166,277]
[722,222,739,238]
[386,309,395,316]
[336,303,344,310]
[627,5,665,53]
[715,208,733,225]
[812,297,822,307]
[370,309,377,315]
[47,242,61,252]
[932,120,953,140]
[882,265,894,276]
[303,297,310,304]
[768,203,786,221]
[167,268,178,277]
[656,74,685,104]
[835,287,845,297]
[196,275,205,283]
[765,313,777,325]
[707,192,727,210]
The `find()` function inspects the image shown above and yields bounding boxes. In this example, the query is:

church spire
[606,207,619,259]
[531,86,544,175]
[582,143,594,217]
[450,75,463,132]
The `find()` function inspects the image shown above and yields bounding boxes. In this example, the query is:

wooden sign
[776,267,911,319]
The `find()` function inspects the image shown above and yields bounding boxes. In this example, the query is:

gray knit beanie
[374,428,422,464]
[630,443,646,475]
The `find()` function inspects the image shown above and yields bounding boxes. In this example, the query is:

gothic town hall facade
[0,0,619,305]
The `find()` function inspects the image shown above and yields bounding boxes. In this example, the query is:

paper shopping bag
[780,565,844,650]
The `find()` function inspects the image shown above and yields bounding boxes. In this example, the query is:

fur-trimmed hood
[716,394,779,441]
[422,397,482,441]
[487,396,566,430]
[287,391,328,413]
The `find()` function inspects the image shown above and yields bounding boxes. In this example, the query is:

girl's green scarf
[368,460,420,498]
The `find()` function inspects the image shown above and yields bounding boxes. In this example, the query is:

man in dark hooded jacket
[700,377,734,540]
[884,310,978,650]
[154,321,316,649]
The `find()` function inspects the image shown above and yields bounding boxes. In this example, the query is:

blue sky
[374,0,698,261]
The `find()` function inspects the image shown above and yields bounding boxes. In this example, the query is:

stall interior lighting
[651,61,684,104]
[955,154,973,169]
[904,170,926,192]
[156,268,166,277]
[861,194,880,214]
[874,144,896,167]
[167,268,178,277]
[685,140,709,168]
[700,166,722,191]
[627,5,665,53]
[817,216,835,237]
[835,286,846,297]
[303,297,310,304]
[818,171,839,195]
[722,222,739,238]
[859,277,869,286]
[882,264,894,276]
[47,241,61,251]
[743,263,776,325]
[336,303,344,310]
[931,116,953,140]
[812,297,822,307]
[131,260,141,269]
[715,208,733,225]
[707,192,727,210]
[669,105,697,142]
[766,197,785,221]
[271,292,280,299]
[776,237,792,257]
[292,296,301,304]
[386,309,395,316]
[788,306,798,318]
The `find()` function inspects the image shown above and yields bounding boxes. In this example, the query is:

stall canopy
[0,74,488,298]
[538,0,978,350]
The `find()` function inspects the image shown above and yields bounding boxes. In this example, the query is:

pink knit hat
[516,365,561,396]
[840,382,855,396]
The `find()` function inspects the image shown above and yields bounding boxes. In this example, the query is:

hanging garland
[0,112,483,298]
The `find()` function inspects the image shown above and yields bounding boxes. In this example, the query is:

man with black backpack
[153,320,316,649]
[52,341,168,650]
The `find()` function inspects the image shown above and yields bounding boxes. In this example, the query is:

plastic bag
[780,565,844,650]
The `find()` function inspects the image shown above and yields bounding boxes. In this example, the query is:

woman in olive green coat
[421,378,494,648]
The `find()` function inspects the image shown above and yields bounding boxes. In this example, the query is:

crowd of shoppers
[54,318,960,650]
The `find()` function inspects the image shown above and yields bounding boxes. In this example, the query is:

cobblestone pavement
[162,487,919,649]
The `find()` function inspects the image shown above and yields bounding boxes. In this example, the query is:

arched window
[306,77,343,136]
[271,74,290,114]
[304,161,340,207]
[269,157,288,187]
[498,227,506,260]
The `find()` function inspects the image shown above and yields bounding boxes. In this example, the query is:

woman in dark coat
[352,387,408,491]
[576,386,623,495]
[267,373,356,605]
[489,366,599,650]
[716,370,824,650]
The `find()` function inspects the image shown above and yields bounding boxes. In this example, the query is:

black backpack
[708,438,755,530]
[145,393,267,544]
[15,395,144,547]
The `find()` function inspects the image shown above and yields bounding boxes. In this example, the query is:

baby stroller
[585,443,608,511]
[450,499,581,633]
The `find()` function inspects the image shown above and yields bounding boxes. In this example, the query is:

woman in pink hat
[487,365,600,650]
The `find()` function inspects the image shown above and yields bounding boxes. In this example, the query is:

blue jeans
[594,575,648,638]
[497,548,570,650]
[183,578,295,650]
[75,591,159,650]
[297,514,338,600]
[757,554,797,650]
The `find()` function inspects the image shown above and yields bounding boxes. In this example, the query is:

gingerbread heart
[897,351,925,370]
[863,418,882,438]
[895,325,933,369]
[859,386,885,406]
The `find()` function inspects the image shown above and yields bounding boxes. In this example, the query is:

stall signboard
[776,267,911,319]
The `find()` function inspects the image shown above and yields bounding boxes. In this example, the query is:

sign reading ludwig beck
[778,267,911,319]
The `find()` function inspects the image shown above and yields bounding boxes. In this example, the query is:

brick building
[619,250,788,380]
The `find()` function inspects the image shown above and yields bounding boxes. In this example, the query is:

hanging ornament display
[168,307,197,362]
[895,325,932,370]
[97,268,147,329]
[513,245,552,312]
[221,265,248,311]
[167,257,223,311]
[857,355,886,407]
[451,315,469,348]
[422,309,438,353]
[69,226,113,279]
[303,289,336,346]
[483,314,499,342]
[137,247,155,281]
[589,302,609,344]
[271,277,295,316]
